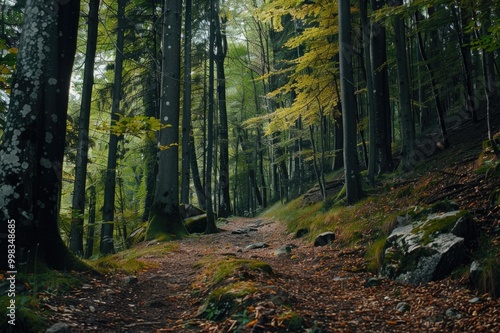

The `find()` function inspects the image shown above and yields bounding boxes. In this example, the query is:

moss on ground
[88,242,179,274]
[196,257,273,288]
[0,270,83,332]
[200,281,258,321]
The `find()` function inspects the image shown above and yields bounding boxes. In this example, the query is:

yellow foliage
[248,0,341,135]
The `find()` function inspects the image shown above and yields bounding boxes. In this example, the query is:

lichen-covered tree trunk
[70,0,100,256]
[147,0,188,239]
[0,0,87,271]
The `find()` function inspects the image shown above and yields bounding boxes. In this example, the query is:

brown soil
[45,214,500,333]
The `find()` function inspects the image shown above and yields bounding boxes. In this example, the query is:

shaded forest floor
[42,114,500,332]
[45,216,500,332]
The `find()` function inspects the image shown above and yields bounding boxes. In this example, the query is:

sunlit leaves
[250,0,340,135]
[97,114,170,137]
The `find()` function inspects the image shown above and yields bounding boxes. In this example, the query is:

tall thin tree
[205,0,219,234]
[215,0,231,217]
[147,0,188,239]
[100,0,126,255]
[181,0,193,205]
[70,0,100,256]
[392,0,415,170]
[339,0,363,204]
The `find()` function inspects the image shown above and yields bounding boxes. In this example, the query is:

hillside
[6,115,500,332]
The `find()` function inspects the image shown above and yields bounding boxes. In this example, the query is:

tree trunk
[370,0,394,174]
[84,185,96,258]
[205,0,219,234]
[360,1,376,184]
[0,0,87,271]
[451,4,477,123]
[393,0,415,170]
[190,133,206,210]
[414,11,449,148]
[181,0,193,205]
[147,0,188,239]
[481,3,497,140]
[339,0,363,205]
[142,0,161,222]
[101,0,126,255]
[215,4,231,217]
[70,0,100,256]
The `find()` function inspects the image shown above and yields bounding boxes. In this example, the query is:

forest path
[47,217,500,332]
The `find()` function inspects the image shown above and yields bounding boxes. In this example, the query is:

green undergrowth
[260,135,500,297]
[262,184,405,247]
[0,270,82,332]
[193,257,304,330]
[470,237,500,297]
[88,242,179,274]
[194,257,273,289]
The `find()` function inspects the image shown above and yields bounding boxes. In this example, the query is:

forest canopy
[0,0,499,265]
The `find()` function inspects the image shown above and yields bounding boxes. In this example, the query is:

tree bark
[141,0,161,222]
[214,3,231,217]
[370,0,394,174]
[414,11,449,148]
[147,0,188,239]
[205,0,219,234]
[70,0,100,256]
[392,0,415,170]
[0,0,87,271]
[360,1,376,184]
[181,0,193,205]
[101,0,126,254]
[339,0,363,205]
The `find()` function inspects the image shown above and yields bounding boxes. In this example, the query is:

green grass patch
[196,258,272,288]
[87,242,179,274]
[278,311,305,331]
[365,237,387,273]
[0,295,47,332]
[200,281,258,321]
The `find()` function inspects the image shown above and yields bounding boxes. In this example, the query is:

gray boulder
[314,232,335,247]
[381,210,474,284]
[245,242,269,250]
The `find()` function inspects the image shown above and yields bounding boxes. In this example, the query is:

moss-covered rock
[183,214,207,233]
[380,209,476,284]
[197,281,258,320]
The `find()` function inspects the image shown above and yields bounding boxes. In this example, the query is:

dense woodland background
[2,0,500,331]
[0,0,499,270]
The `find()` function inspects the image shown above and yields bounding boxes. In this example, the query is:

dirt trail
[47,217,500,332]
